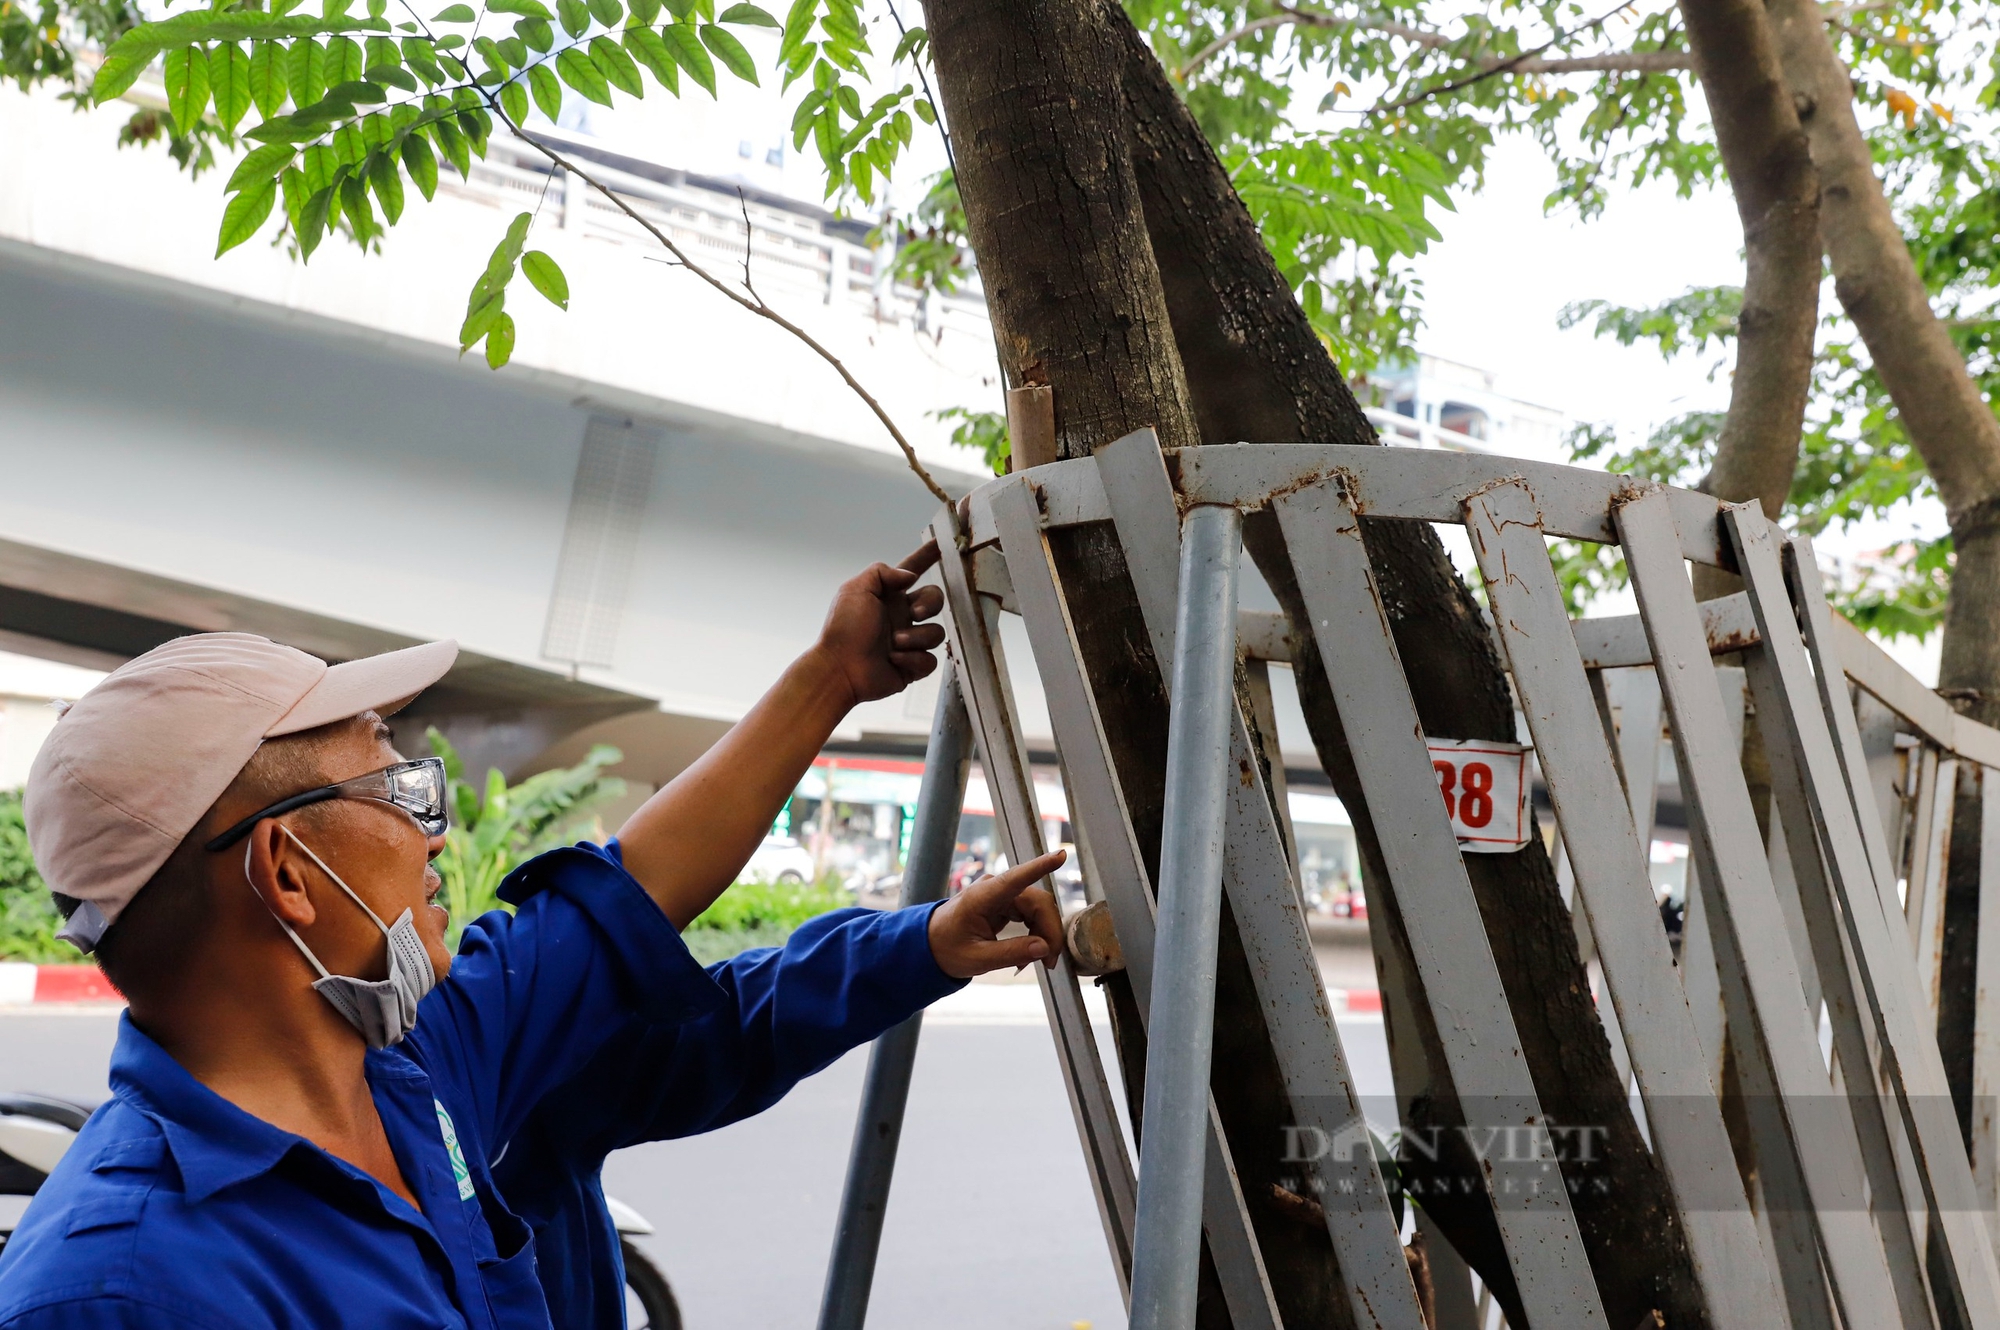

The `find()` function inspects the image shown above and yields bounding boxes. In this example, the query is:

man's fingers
[996,848,1067,890]
[875,564,918,592]
[1013,885,1064,963]
[890,651,939,682]
[968,933,1051,973]
[898,539,942,576]
[892,624,946,651]
[907,584,944,622]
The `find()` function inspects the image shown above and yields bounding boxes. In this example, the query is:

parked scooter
[0,1094,680,1329]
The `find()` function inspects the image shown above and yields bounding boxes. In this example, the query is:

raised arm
[616,543,947,929]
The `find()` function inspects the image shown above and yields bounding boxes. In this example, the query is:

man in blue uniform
[0,544,1064,1329]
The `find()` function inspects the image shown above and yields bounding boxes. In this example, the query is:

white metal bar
[1273,475,1609,1327]
[1129,504,1247,1330]
[1723,502,2000,1326]
[1908,747,1945,940]
[1085,437,1428,1328]
[1913,756,1961,1015]
[1617,489,1909,1328]
[931,514,1140,1292]
[1742,649,1938,1326]
[1975,766,2000,1261]
[1463,480,1786,1326]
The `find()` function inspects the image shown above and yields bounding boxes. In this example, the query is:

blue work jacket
[0,840,963,1329]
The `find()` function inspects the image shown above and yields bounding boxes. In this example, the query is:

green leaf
[628,0,660,22]
[664,0,695,17]
[587,0,623,27]
[327,79,388,105]
[489,0,556,13]
[557,0,590,37]
[461,288,504,345]
[365,35,400,68]
[889,23,924,61]
[485,312,516,369]
[616,28,667,88]
[496,35,529,65]
[431,113,470,175]
[324,34,364,83]
[301,142,341,193]
[555,46,613,104]
[718,2,777,25]
[226,141,297,192]
[521,250,569,309]
[402,36,443,83]
[93,10,392,103]
[528,62,565,119]
[165,47,213,132]
[777,0,813,55]
[493,209,533,278]
[367,63,420,90]
[340,173,376,239]
[248,41,288,117]
[280,164,308,230]
[515,16,554,50]
[298,186,335,258]
[589,36,643,97]
[912,96,934,124]
[208,43,252,131]
[368,150,405,223]
[287,37,327,107]
[698,23,754,84]
[400,131,440,198]
[216,175,278,255]
[661,23,713,94]
[500,78,529,125]
[431,3,475,19]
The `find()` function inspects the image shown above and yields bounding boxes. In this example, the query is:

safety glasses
[204,757,449,851]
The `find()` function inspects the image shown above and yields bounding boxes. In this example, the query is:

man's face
[278,713,453,980]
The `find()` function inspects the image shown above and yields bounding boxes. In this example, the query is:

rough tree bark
[930,0,1705,1323]
[924,2,1348,1325]
[1678,0,1821,601]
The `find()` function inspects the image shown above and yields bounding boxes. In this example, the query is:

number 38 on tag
[1425,739,1532,852]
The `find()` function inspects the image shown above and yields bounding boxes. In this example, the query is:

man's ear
[242,821,317,932]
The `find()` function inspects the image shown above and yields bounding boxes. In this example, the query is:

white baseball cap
[24,632,458,952]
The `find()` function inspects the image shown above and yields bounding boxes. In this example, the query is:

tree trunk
[1764,0,2000,727]
[925,2,1349,1324]
[1678,0,1821,601]
[911,2,1712,1323]
[1106,11,1706,1327]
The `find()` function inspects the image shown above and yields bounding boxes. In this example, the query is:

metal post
[1128,503,1241,1330]
[815,663,975,1330]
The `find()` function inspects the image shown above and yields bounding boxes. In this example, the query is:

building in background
[1366,353,1569,460]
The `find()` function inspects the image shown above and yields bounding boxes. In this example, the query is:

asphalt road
[0,986,1391,1330]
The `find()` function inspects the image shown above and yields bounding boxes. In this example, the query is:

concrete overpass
[0,81,1030,796]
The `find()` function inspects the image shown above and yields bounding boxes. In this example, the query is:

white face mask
[248,827,438,1049]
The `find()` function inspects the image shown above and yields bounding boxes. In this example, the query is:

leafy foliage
[426,726,625,944]
[0,791,68,964]
[74,0,942,367]
[681,874,852,964]
[931,404,1006,474]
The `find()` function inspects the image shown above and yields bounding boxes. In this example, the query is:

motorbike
[0,1093,680,1330]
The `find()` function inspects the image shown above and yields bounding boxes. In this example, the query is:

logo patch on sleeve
[434,1099,476,1201]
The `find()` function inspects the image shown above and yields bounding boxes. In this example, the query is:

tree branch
[479,102,956,511]
[1180,2,1692,80]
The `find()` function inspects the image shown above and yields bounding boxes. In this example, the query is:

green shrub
[687,877,852,934]
[681,877,854,964]
[0,790,69,964]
